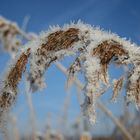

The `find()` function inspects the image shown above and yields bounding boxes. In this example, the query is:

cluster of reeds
[0,17,140,127]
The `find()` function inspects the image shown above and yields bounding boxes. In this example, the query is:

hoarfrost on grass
[0,19,140,125]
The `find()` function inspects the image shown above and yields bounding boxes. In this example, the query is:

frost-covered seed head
[0,21,140,125]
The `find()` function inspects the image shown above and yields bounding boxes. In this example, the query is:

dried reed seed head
[41,28,79,51]
[0,17,22,59]
[7,48,30,90]
[0,25,19,38]
[0,17,19,33]
[35,28,80,61]
[92,40,127,64]
[28,28,80,91]
[92,40,127,83]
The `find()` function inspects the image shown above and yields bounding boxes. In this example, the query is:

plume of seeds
[0,16,34,57]
[0,20,140,124]
[92,40,127,84]
[28,28,79,91]
[0,48,30,132]
[0,48,30,110]
[0,16,21,57]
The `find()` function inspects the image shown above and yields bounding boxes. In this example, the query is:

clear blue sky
[0,0,140,136]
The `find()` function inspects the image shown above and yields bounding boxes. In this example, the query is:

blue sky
[0,0,140,136]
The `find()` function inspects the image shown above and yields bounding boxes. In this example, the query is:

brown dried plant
[0,17,140,125]
[0,48,30,109]
[92,40,127,83]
